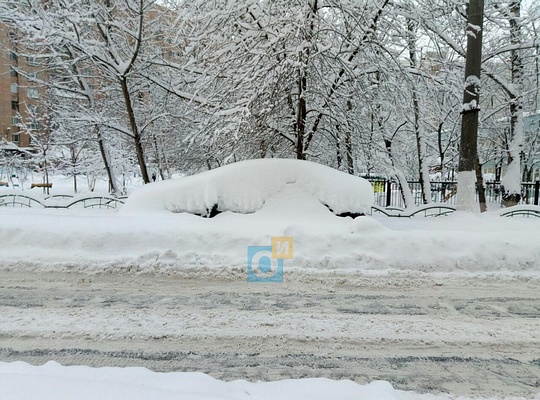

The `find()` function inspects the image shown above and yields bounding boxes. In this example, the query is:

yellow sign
[372,181,385,193]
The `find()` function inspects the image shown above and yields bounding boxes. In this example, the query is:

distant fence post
[535,179,539,206]
[386,180,392,207]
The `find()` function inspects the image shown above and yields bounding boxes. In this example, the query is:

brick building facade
[0,23,45,149]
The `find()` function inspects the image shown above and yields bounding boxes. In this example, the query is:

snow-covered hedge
[122,159,373,217]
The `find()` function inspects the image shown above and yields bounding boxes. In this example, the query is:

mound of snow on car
[122,159,373,217]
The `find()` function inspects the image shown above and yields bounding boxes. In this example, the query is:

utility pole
[456,0,485,211]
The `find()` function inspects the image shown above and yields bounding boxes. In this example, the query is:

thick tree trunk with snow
[501,110,523,207]
[501,0,524,208]
[457,0,484,212]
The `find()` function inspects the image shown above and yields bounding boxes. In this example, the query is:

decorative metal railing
[0,193,125,209]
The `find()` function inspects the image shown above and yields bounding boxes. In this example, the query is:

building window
[11,101,19,111]
[11,83,18,93]
[28,88,39,99]
[10,67,18,77]
[29,121,39,130]
[29,105,39,115]
[12,133,20,143]
[10,51,18,62]
[12,116,21,126]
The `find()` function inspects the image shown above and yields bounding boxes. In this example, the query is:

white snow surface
[1,361,538,400]
[121,158,374,216]
[0,362,398,400]
[0,158,539,276]
[1,160,540,400]
[1,189,540,278]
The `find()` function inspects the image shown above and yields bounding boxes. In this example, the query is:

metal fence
[0,194,125,209]
[369,179,540,208]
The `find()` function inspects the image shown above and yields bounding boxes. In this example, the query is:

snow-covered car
[122,158,373,218]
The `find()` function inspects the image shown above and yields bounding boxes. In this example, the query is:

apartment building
[0,23,45,149]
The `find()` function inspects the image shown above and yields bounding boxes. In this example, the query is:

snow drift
[121,159,373,217]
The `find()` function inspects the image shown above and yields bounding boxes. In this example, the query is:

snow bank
[1,205,539,279]
[0,362,400,400]
[3,361,537,400]
[121,159,373,216]
[1,159,539,278]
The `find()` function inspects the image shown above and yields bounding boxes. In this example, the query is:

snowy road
[0,269,539,397]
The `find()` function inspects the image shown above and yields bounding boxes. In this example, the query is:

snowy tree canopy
[0,0,539,205]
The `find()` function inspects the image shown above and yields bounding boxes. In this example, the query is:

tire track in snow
[0,269,539,397]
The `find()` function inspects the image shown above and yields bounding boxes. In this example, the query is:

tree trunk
[152,134,165,182]
[385,138,414,208]
[408,19,431,204]
[345,99,354,175]
[43,149,50,196]
[437,122,445,179]
[120,77,150,184]
[475,155,487,212]
[71,146,78,194]
[294,0,319,160]
[335,125,342,169]
[501,0,523,207]
[535,23,540,112]
[345,128,354,175]
[295,70,307,160]
[159,135,171,180]
[95,127,118,194]
[457,0,484,212]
